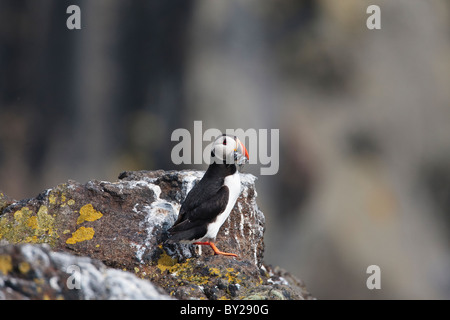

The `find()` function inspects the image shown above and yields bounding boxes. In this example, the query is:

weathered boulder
[0,170,312,300]
[0,243,171,299]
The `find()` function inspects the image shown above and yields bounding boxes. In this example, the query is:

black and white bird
[167,134,249,257]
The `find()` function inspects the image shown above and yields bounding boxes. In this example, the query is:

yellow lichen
[156,250,213,285]
[0,205,58,245]
[209,267,221,276]
[76,204,103,224]
[154,247,246,288]
[48,190,73,208]
[60,194,68,207]
[12,207,33,227]
[66,226,95,244]
[25,235,38,243]
[157,251,179,273]
[0,255,12,275]
[49,194,57,205]
[208,266,242,284]
[14,210,23,222]
[27,216,38,229]
[36,206,54,234]
[18,261,30,274]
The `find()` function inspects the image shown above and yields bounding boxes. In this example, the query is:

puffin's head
[211,134,249,166]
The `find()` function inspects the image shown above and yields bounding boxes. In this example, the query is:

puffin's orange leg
[193,241,238,257]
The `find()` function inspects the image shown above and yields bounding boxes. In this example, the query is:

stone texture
[0,170,312,300]
[0,243,171,300]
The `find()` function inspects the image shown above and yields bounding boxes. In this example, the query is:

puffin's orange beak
[236,138,249,161]
[241,141,249,160]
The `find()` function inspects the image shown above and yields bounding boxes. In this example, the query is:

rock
[0,243,171,299]
[0,170,312,300]
[0,192,14,215]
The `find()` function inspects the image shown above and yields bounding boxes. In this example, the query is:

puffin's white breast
[203,171,241,240]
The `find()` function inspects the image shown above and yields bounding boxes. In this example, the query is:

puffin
[167,134,249,257]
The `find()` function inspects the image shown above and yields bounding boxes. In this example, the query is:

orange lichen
[66,226,95,244]
[76,204,103,224]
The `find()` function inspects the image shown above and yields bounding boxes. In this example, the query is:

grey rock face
[0,243,171,300]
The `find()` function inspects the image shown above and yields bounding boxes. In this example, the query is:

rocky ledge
[0,170,312,300]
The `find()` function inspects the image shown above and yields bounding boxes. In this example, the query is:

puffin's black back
[167,163,237,241]
[181,163,236,211]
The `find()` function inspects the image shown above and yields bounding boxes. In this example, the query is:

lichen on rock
[76,204,103,224]
[0,170,313,300]
[0,243,171,300]
[66,226,95,244]
[0,205,58,245]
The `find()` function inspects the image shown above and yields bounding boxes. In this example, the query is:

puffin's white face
[211,135,249,165]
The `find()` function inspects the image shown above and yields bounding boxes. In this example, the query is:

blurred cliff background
[1,0,450,299]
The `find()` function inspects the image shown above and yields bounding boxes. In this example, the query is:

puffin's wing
[168,186,229,234]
